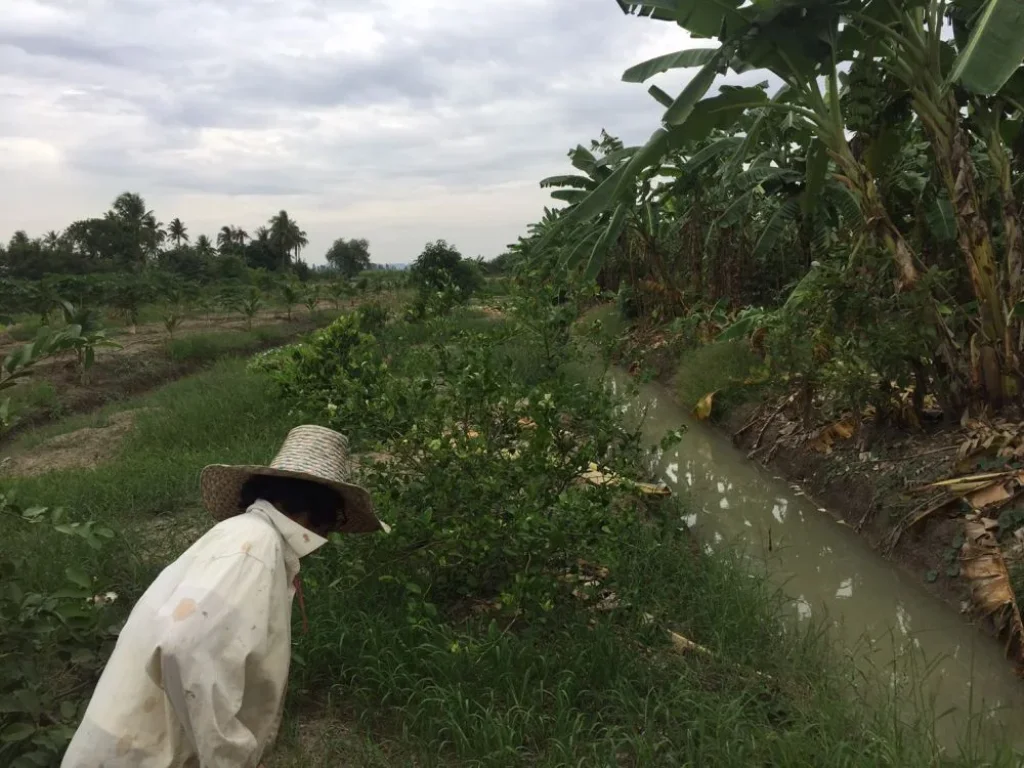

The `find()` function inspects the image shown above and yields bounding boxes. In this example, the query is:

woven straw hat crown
[200,424,383,534]
[270,425,355,483]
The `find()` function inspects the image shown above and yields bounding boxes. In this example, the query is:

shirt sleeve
[156,549,278,767]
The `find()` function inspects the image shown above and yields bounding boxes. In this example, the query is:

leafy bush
[257,298,655,619]
[250,314,399,445]
[357,301,390,333]
[675,339,764,418]
[0,495,117,766]
[408,240,483,312]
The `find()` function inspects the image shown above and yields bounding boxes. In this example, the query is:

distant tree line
[0,192,380,283]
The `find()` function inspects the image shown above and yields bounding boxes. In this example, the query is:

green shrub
[357,301,390,333]
[675,339,763,418]
[0,495,118,766]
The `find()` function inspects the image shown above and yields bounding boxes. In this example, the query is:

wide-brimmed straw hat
[200,425,384,534]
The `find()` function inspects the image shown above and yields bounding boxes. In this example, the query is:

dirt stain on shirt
[116,734,133,756]
[172,598,197,622]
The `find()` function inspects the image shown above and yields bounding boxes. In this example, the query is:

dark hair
[239,474,345,533]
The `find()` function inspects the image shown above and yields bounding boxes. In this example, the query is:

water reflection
[771,503,786,524]
[613,370,1024,750]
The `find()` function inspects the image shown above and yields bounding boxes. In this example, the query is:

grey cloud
[0,32,151,68]
[1,0,694,259]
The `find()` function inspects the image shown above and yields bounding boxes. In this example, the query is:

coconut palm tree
[109,192,158,264]
[290,224,308,262]
[142,213,165,259]
[234,227,250,248]
[217,225,235,254]
[269,210,302,269]
[195,235,215,259]
[168,218,189,247]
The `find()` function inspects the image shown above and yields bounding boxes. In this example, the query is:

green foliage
[302,289,319,317]
[357,301,390,333]
[234,287,263,330]
[254,295,988,765]
[1,322,119,428]
[760,260,936,423]
[675,339,764,417]
[409,240,483,312]
[325,281,351,310]
[163,307,184,337]
[164,324,300,365]
[279,281,301,321]
[0,494,117,767]
[515,2,1024,415]
[250,314,397,445]
[0,333,120,767]
[54,301,121,383]
[325,237,371,277]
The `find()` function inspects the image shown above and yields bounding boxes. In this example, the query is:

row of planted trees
[516,0,1024,418]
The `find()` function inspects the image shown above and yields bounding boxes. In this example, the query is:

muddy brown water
[611,371,1024,753]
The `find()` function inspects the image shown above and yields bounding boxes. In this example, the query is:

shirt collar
[247,499,328,559]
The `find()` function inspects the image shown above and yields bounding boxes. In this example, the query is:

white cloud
[0,0,696,264]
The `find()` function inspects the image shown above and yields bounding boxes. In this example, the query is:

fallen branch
[864,445,957,464]
[732,412,761,441]
[751,394,796,453]
[883,495,957,556]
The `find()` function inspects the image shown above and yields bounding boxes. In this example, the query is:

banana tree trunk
[983,113,1024,349]
[829,146,920,289]
[923,93,1011,406]
[689,196,704,296]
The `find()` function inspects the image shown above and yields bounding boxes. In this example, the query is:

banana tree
[580,2,921,291]
[852,0,1024,404]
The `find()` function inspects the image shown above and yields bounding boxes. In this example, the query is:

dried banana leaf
[962,516,1024,665]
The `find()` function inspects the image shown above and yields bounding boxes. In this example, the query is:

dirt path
[0,409,142,477]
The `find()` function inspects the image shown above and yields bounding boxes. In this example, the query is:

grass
[292,539,963,767]
[675,339,765,418]
[5,379,62,418]
[165,322,306,364]
[2,358,296,599]
[3,308,1018,767]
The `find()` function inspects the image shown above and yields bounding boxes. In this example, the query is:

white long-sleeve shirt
[62,499,327,768]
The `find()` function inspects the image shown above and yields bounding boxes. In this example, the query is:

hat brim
[200,464,385,534]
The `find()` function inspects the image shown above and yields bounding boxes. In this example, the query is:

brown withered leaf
[808,417,857,454]
[966,480,1016,510]
[668,630,713,657]
[917,470,1024,512]
[693,391,717,421]
[577,462,671,496]
[962,516,1024,665]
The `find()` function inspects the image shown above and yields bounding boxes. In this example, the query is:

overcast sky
[1,0,699,265]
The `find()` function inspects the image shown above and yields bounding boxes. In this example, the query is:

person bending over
[62,425,385,767]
